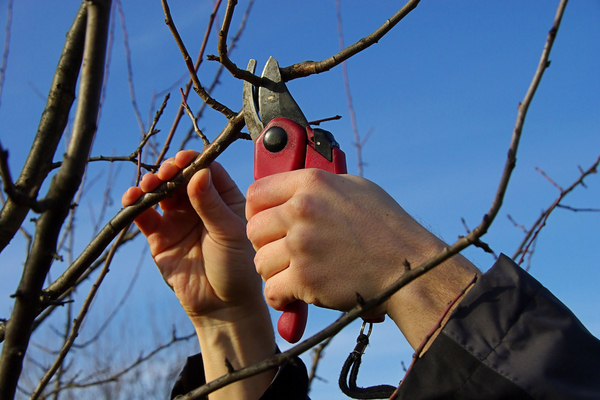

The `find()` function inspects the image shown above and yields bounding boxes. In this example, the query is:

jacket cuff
[171,350,309,399]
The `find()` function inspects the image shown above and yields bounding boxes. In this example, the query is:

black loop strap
[339,324,397,399]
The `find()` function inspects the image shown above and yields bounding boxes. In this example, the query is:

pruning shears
[243,57,347,343]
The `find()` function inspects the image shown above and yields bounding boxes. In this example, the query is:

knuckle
[286,227,314,254]
[288,193,317,220]
[245,215,261,246]
[253,252,267,278]
[264,283,283,310]
[245,181,261,207]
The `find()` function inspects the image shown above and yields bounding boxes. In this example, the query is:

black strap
[339,325,397,399]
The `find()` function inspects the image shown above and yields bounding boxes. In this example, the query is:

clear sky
[0,1,599,398]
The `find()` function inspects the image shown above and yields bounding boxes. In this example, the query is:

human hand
[246,169,441,317]
[246,168,479,349]
[121,151,263,326]
[123,151,278,398]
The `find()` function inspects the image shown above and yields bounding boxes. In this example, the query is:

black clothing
[172,255,600,399]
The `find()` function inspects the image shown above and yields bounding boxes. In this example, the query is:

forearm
[192,301,277,400]
[386,235,481,351]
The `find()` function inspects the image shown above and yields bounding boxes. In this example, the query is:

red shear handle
[255,118,346,343]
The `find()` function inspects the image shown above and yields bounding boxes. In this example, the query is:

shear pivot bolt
[263,127,288,153]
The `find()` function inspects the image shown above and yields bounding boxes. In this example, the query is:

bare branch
[115,0,146,136]
[512,151,600,267]
[336,0,367,177]
[160,0,235,119]
[0,1,87,252]
[208,0,262,87]
[180,88,209,146]
[179,0,254,150]
[471,0,568,241]
[0,2,112,397]
[156,0,223,163]
[0,0,13,109]
[30,227,127,400]
[281,0,421,81]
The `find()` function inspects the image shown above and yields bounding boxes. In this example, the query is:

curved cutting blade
[259,57,309,129]
[242,59,264,142]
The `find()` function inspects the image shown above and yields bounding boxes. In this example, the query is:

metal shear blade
[242,57,309,142]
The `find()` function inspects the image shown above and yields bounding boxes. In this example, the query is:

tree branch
[157,0,223,163]
[179,0,254,150]
[0,1,87,252]
[30,227,126,400]
[0,2,112,397]
[336,0,367,177]
[160,0,235,119]
[0,0,13,109]
[512,151,599,268]
[280,0,421,81]
[207,0,262,87]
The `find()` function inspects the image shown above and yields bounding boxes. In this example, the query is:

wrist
[192,300,277,399]
[386,242,480,350]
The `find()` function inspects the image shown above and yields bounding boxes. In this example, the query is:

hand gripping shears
[243,57,347,343]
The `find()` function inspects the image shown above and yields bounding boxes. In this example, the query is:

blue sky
[0,1,599,398]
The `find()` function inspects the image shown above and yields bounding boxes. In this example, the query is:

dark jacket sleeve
[396,254,600,400]
[170,352,309,400]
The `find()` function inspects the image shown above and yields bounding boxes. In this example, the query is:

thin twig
[308,115,342,126]
[115,0,146,136]
[160,0,235,119]
[307,336,333,392]
[50,155,156,172]
[72,250,144,349]
[208,0,262,87]
[30,227,129,400]
[513,151,599,267]
[336,0,367,177]
[180,88,209,146]
[179,0,255,150]
[0,2,87,253]
[0,0,13,109]
[132,93,169,158]
[281,0,421,81]
[156,0,223,163]
[536,167,563,191]
[556,204,600,212]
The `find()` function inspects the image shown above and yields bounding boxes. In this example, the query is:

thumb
[187,168,246,241]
